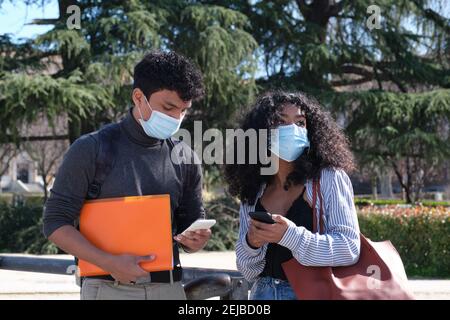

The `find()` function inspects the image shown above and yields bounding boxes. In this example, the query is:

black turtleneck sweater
[43,108,205,267]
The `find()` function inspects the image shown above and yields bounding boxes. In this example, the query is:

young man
[43,51,210,300]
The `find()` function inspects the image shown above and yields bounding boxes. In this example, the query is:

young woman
[224,90,361,300]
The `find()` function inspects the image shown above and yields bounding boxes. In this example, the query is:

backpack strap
[86,123,121,200]
[164,137,189,222]
[77,123,121,286]
[165,137,187,176]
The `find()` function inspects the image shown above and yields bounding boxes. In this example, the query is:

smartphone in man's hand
[182,219,216,235]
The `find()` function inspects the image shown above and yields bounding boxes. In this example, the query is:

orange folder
[78,194,173,277]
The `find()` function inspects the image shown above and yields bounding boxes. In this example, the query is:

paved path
[0,252,448,300]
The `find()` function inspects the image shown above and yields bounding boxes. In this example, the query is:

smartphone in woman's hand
[249,211,275,224]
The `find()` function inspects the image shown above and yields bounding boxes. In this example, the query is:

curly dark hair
[133,50,205,101]
[224,90,355,204]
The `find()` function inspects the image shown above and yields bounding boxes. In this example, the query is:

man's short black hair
[133,50,205,101]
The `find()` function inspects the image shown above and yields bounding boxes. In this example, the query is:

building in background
[0,150,44,194]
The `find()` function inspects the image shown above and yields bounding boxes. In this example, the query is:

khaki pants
[80,278,187,300]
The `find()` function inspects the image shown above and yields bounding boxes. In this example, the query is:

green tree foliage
[212,0,450,202]
[0,0,257,143]
[342,89,450,202]
[174,4,258,128]
[1,0,449,202]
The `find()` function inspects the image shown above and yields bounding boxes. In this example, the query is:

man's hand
[249,215,290,244]
[46,226,156,284]
[174,229,211,253]
[102,253,156,284]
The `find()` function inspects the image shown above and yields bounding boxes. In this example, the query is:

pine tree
[213,0,450,202]
[1,0,449,202]
[0,0,257,143]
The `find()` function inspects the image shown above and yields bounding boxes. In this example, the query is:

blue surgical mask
[270,124,310,162]
[137,95,183,139]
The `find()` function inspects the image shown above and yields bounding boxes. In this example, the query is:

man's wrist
[96,252,116,271]
[180,243,195,253]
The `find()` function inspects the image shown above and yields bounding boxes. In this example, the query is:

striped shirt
[235,167,361,282]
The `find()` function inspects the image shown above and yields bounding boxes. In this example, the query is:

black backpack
[85,123,121,199]
[86,123,181,199]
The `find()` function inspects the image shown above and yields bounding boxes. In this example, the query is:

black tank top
[256,187,313,280]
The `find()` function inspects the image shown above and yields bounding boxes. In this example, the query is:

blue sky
[2,0,449,41]
[1,0,448,80]
[0,0,58,41]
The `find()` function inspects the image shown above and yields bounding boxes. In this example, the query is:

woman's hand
[247,222,267,248]
[249,214,290,243]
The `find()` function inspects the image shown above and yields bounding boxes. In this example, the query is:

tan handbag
[281,177,415,300]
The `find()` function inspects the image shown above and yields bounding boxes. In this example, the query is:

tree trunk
[404,157,413,203]
[42,174,49,203]
[392,159,413,203]
[379,169,393,198]
[371,175,378,200]
[404,187,412,203]
[295,0,342,88]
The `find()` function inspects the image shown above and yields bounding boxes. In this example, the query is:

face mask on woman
[137,95,183,139]
[270,124,310,162]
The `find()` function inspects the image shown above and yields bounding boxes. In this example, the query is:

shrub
[358,206,449,278]
[0,193,46,206]
[0,202,57,254]
[1,197,448,278]
[355,198,450,207]
[203,195,240,251]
